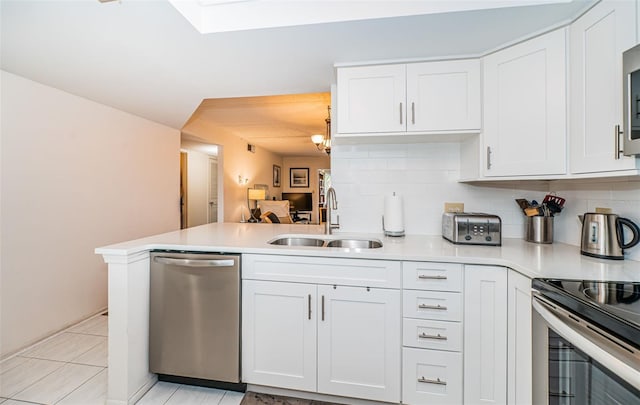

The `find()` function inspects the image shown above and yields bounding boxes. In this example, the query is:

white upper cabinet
[406,60,481,132]
[569,0,639,174]
[337,64,406,134]
[482,28,567,177]
[336,60,481,135]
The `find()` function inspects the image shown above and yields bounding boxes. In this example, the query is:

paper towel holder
[383,191,405,237]
[382,217,405,237]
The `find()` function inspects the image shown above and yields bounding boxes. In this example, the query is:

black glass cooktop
[532,279,640,348]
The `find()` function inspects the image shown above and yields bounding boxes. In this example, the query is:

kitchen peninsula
[96,222,640,405]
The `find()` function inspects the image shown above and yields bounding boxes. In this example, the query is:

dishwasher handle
[153,256,236,267]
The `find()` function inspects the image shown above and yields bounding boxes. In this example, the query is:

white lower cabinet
[464,265,508,404]
[463,265,532,405]
[507,270,532,405]
[317,285,401,402]
[242,275,401,403]
[242,280,317,392]
[402,348,463,405]
[242,257,533,405]
[402,261,464,405]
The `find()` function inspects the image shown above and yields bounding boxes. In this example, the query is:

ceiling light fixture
[311,106,331,155]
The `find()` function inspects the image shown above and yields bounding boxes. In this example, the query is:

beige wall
[0,71,180,358]
[283,155,330,223]
[182,121,283,222]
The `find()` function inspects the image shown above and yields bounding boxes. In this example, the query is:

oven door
[532,293,640,405]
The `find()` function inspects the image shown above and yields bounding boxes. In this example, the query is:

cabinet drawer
[403,290,462,321]
[243,254,401,288]
[402,319,462,352]
[402,348,462,405]
[403,262,463,292]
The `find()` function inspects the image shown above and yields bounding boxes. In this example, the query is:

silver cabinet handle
[153,257,235,267]
[321,295,325,321]
[418,304,447,310]
[418,377,447,386]
[411,102,415,125]
[486,146,492,169]
[400,103,403,125]
[615,125,623,160]
[308,294,312,320]
[418,275,447,280]
[419,332,447,340]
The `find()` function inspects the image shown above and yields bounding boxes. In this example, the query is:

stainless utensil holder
[526,216,553,244]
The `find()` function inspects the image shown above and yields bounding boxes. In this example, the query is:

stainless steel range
[531,279,640,404]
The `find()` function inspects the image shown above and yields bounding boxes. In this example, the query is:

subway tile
[21,333,104,362]
[164,385,225,405]
[56,368,107,405]
[12,363,102,405]
[0,358,65,398]
[70,338,107,367]
[136,381,180,405]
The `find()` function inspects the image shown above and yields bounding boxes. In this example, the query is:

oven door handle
[532,298,640,392]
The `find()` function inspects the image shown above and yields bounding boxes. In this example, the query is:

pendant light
[311,106,331,155]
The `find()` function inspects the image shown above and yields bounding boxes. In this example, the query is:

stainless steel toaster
[442,212,502,246]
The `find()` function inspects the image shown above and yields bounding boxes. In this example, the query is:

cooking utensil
[542,194,566,208]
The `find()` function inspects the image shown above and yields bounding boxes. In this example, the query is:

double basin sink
[269,235,383,249]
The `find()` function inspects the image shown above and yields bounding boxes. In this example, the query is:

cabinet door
[483,28,567,176]
[241,280,317,392]
[507,270,532,405]
[464,265,507,404]
[336,64,406,134]
[317,285,401,403]
[407,59,481,132]
[570,0,638,173]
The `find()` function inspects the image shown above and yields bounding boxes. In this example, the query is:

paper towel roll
[384,192,405,236]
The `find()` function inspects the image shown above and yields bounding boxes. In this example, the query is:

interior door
[208,156,218,223]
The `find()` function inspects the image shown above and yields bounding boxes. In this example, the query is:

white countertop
[96,222,640,282]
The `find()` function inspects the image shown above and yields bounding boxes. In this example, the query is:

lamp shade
[248,188,266,201]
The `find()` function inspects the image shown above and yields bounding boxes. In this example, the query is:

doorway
[180,143,222,228]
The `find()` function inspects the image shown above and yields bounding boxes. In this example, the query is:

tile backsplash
[332,142,640,261]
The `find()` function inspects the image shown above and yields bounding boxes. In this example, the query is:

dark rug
[240,391,342,405]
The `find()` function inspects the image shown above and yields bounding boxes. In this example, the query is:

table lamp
[247,188,266,222]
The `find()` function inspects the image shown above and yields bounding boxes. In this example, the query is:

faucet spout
[325,187,340,234]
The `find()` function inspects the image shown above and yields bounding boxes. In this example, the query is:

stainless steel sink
[268,237,326,247]
[268,236,383,249]
[325,239,383,249]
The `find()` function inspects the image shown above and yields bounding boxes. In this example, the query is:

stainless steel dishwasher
[149,251,243,390]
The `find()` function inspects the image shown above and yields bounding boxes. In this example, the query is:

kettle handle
[616,217,640,250]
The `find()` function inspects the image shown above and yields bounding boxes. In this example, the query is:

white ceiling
[1,0,595,156]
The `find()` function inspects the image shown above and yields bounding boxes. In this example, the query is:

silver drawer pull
[418,377,447,386]
[419,332,447,340]
[418,304,447,310]
[418,275,447,280]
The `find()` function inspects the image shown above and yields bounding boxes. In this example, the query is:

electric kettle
[579,213,640,260]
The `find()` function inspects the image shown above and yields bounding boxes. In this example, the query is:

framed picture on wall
[273,165,281,187]
[290,168,309,188]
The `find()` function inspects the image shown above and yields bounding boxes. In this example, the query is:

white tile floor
[0,314,244,405]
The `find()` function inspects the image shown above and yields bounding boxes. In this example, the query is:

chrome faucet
[325,187,340,234]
